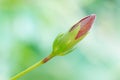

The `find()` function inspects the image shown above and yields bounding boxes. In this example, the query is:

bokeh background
[0,0,120,80]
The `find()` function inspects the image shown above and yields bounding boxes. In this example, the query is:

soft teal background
[0,0,120,80]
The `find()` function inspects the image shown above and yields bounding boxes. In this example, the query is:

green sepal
[53,33,64,49]
[58,47,76,56]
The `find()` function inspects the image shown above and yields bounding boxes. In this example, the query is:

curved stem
[11,54,54,80]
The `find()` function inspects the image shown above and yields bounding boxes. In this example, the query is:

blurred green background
[0,0,120,80]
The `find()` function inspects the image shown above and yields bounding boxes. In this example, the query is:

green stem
[11,54,54,80]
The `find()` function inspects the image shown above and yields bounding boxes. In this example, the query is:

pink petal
[75,14,96,39]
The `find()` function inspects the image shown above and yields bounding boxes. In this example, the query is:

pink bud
[69,14,96,39]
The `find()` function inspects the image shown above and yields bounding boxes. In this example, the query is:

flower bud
[52,14,96,56]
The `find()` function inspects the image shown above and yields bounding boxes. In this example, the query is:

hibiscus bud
[52,14,96,56]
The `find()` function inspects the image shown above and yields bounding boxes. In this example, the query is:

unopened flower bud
[52,14,96,56]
